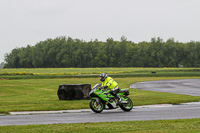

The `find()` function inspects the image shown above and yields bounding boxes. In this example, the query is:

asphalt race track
[130,79,200,96]
[1,102,200,126]
[0,79,200,126]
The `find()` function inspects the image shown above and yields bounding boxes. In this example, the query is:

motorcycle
[89,84,133,113]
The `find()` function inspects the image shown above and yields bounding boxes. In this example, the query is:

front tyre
[90,99,104,113]
[120,97,133,112]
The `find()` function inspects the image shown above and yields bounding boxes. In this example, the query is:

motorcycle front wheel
[120,97,133,112]
[90,99,104,113]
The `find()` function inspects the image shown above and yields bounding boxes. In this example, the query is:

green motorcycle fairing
[90,88,129,104]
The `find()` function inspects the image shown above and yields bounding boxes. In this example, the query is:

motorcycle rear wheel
[120,97,133,111]
[90,99,104,113]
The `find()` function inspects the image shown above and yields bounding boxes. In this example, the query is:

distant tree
[0,62,4,68]
[4,48,21,68]
[19,45,33,68]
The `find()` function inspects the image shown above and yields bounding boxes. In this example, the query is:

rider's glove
[99,86,104,90]
[99,85,108,90]
[104,85,108,89]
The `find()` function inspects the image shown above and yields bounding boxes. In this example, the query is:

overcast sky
[1,0,200,63]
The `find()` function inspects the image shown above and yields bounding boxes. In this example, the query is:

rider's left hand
[99,87,104,90]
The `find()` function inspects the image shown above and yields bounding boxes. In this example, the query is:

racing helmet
[100,73,108,82]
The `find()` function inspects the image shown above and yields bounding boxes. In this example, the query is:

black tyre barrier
[57,84,91,100]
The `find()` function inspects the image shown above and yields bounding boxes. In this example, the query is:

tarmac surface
[1,102,200,126]
[130,79,200,96]
[0,79,200,126]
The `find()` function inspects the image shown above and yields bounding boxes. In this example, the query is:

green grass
[1,75,200,132]
[0,118,200,133]
[1,67,200,75]
[1,67,200,79]
[1,72,200,80]
[0,77,200,114]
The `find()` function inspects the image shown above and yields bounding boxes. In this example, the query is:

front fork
[95,97,100,105]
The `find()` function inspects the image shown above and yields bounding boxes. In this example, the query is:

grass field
[1,68,200,132]
[0,67,200,74]
[0,118,200,133]
[0,77,200,114]
[1,67,200,80]
[1,67,200,75]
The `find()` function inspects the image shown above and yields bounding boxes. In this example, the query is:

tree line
[4,36,200,68]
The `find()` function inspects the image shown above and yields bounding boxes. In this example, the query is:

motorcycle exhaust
[120,101,128,104]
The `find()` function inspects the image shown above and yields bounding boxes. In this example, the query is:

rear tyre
[120,97,133,111]
[90,99,104,113]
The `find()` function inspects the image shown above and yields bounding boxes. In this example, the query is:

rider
[99,73,121,104]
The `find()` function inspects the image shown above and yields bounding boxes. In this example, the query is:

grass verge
[0,118,200,133]
[1,67,200,80]
[0,77,200,114]
[1,72,200,80]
